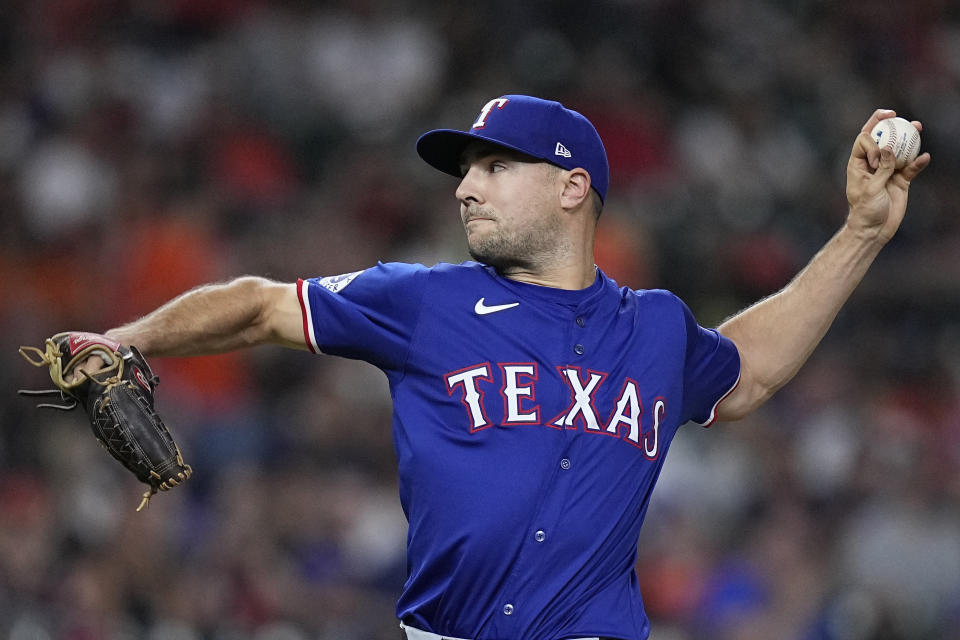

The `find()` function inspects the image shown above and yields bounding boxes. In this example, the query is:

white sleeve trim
[694,370,741,428]
[298,279,320,354]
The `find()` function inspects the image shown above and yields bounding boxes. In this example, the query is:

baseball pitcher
[20,95,929,640]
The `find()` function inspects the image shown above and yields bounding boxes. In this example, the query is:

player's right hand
[845,108,930,246]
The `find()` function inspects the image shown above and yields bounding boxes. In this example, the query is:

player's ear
[559,168,591,212]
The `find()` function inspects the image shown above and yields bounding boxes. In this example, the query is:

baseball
[870,116,921,169]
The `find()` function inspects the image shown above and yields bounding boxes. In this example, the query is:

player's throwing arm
[714,109,929,421]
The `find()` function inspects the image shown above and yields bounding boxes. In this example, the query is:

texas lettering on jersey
[445,362,666,459]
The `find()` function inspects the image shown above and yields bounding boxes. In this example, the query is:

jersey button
[535,530,546,543]
[574,344,585,355]
[560,458,571,470]
[503,604,514,615]
[576,316,585,327]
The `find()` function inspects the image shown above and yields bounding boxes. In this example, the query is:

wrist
[841,217,891,249]
[104,328,139,350]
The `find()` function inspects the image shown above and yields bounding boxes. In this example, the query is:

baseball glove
[18,332,192,511]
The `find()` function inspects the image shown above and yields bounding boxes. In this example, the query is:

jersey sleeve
[680,300,741,426]
[297,261,429,372]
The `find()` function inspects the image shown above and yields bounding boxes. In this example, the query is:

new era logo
[555,142,571,158]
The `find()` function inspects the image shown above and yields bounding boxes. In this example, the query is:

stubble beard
[464,206,563,272]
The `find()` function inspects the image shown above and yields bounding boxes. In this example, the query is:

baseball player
[63,96,928,639]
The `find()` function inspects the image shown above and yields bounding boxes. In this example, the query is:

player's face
[456,143,565,271]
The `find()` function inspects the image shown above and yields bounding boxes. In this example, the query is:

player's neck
[500,258,597,290]
[497,214,598,289]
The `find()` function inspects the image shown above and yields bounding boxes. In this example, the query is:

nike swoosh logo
[474,298,520,315]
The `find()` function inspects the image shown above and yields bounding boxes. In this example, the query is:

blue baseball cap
[417,95,609,202]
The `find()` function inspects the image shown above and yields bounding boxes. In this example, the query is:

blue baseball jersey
[298,261,740,640]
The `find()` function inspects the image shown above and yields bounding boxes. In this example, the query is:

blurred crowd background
[1,1,959,639]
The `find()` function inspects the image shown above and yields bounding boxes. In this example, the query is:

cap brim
[416,129,548,179]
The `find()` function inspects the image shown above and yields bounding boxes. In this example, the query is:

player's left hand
[19,332,192,511]
[845,109,931,245]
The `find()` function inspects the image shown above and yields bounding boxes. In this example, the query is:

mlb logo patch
[318,270,363,293]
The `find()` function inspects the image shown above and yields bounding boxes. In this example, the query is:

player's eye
[490,161,506,172]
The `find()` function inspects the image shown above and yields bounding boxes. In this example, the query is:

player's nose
[456,167,483,206]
